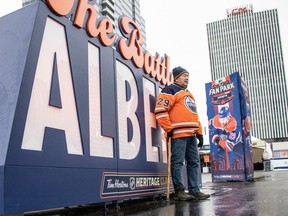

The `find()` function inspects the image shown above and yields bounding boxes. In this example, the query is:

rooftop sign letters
[227,4,252,17]
[232,7,248,15]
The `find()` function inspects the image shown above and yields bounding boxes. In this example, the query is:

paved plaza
[24,170,288,216]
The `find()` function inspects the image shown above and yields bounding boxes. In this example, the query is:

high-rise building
[22,0,146,48]
[206,5,288,143]
[22,0,35,6]
[95,0,146,48]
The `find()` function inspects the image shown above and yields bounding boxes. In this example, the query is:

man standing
[154,66,210,201]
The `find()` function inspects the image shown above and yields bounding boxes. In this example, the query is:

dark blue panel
[0,0,39,166]
[100,48,117,138]
[6,1,117,169]
[49,53,62,108]
[127,118,133,142]
[42,127,69,162]
[0,167,3,213]
[4,166,107,214]
[0,0,168,214]
[125,80,131,101]
[1,2,120,213]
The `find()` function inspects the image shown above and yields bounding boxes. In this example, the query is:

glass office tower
[22,0,35,6]
[206,5,288,143]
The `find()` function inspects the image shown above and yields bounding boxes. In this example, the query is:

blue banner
[205,72,253,182]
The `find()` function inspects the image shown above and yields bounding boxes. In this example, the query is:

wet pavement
[25,170,288,216]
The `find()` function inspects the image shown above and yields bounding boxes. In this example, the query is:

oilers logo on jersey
[184,96,197,113]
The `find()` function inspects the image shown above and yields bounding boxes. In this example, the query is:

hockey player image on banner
[209,106,243,171]
[206,72,253,182]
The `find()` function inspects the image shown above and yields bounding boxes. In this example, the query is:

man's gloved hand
[197,134,203,148]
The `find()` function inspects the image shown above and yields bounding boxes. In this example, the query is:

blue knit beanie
[172,66,188,80]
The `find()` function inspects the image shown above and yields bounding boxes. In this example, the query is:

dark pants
[171,136,200,193]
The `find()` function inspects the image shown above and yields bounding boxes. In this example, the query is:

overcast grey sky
[141,0,288,137]
[1,0,287,139]
[0,0,22,16]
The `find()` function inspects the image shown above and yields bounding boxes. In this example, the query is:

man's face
[175,72,189,88]
[219,115,230,128]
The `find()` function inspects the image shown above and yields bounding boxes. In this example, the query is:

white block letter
[116,61,140,159]
[88,42,114,158]
[21,18,83,155]
[143,77,159,162]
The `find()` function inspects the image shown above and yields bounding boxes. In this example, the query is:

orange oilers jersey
[211,114,237,132]
[154,84,203,139]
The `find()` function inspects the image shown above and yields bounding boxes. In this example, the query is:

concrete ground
[25,170,288,216]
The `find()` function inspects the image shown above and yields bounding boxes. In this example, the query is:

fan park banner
[205,72,254,182]
[0,0,174,214]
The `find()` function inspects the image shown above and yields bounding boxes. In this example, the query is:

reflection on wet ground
[26,170,288,216]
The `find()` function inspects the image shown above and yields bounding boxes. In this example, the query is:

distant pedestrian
[154,66,210,201]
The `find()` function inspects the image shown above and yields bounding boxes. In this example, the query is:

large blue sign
[0,1,172,214]
[205,72,253,182]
